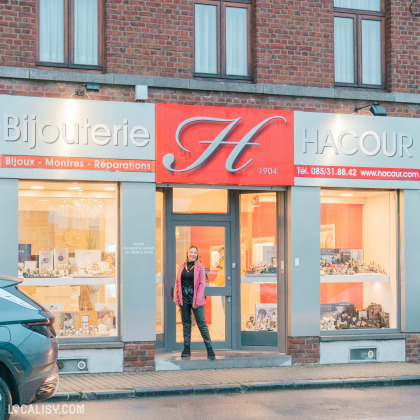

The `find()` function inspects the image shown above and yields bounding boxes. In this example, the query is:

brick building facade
[1,1,419,370]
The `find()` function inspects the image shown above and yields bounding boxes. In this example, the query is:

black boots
[207,347,216,360]
[181,345,191,357]
[181,345,215,360]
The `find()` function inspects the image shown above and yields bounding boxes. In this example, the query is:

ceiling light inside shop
[104,187,115,191]
[340,193,353,197]
[30,186,44,190]
[56,198,104,218]
[68,186,81,190]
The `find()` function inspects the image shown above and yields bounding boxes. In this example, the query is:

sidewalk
[51,360,420,402]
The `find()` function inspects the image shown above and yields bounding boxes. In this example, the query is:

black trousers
[180,287,212,348]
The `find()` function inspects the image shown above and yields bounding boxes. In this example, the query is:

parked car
[0,276,58,420]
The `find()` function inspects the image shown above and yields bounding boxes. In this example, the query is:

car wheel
[0,377,12,420]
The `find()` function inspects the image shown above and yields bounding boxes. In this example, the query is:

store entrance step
[155,350,292,371]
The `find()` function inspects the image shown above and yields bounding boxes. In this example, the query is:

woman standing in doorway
[174,245,216,360]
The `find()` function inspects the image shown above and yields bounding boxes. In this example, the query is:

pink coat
[173,261,206,307]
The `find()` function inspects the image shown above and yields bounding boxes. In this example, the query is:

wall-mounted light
[85,82,99,92]
[72,83,100,99]
[354,102,387,117]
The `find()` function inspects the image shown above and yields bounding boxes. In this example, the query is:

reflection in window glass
[320,189,397,331]
[240,193,278,343]
[156,191,164,334]
[173,188,228,213]
[18,181,118,338]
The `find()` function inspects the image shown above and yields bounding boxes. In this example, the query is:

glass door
[167,222,232,350]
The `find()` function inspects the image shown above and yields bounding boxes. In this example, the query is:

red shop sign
[156,104,294,186]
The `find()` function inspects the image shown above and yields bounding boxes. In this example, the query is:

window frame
[193,0,252,80]
[36,0,104,70]
[333,3,385,89]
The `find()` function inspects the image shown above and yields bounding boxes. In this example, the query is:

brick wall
[253,0,334,87]
[288,336,320,365]
[106,0,193,77]
[386,1,420,93]
[0,0,36,68]
[1,80,420,119]
[123,341,155,371]
[406,334,420,363]
[0,79,133,101]
[0,1,419,93]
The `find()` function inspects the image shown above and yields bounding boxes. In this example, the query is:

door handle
[171,287,174,298]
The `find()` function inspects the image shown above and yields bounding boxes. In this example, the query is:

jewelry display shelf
[320,273,389,283]
[19,276,116,286]
[241,274,277,283]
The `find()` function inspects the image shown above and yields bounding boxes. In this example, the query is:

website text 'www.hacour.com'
[9,403,85,416]
[295,165,420,180]
[359,168,420,179]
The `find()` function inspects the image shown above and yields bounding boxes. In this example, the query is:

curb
[49,377,420,402]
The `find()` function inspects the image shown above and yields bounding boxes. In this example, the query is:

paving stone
[56,362,420,397]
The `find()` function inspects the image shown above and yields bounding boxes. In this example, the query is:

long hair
[184,245,200,264]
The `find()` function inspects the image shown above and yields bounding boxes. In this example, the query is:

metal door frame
[164,188,237,351]
[162,187,287,353]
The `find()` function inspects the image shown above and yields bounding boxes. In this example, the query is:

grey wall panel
[288,186,321,336]
[402,190,420,333]
[0,179,18,276]
[120,182,156,342]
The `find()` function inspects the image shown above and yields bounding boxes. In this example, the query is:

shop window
[240,193,278,346]
[172,188,228,213]
[320,189,397,332]
[194,1,251,79]
[18,181,118,338]
[38,0,103,69]
[156,191,164,335]
[334,0,385,87]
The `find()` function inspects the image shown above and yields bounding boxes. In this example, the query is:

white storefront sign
[0,95,155,182]
[294,111,420,189]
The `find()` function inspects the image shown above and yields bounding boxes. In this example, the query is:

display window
[240,193,278,346]
[320,189,397,331]
[18,180,118,338]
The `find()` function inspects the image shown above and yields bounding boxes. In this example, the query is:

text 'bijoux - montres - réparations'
[3,114,150,149]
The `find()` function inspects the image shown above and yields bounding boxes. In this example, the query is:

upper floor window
[194,1,251,79]
[38,0,103,69]
[334,0,385,87]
